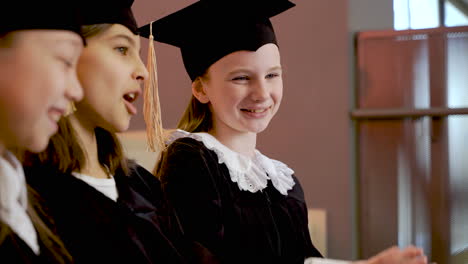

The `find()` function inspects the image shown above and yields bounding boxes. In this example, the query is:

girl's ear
[192,77,210,104]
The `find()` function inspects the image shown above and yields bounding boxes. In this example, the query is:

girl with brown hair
[23,0,192,263]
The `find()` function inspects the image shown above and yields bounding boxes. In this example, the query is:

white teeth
[128,93,135,100]
[245,109,265,113]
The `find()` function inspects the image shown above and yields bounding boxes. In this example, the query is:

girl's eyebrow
[268,66,282,71]
[227,65,282,75]
[53,37,83,49]
[108,34,136,47]
[227,68,252,75]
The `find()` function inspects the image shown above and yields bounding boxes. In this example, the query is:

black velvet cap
[0,0,82,37]
[80,0,139,34]
[139,0,295,81]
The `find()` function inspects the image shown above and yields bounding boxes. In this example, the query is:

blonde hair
[153,77,213,175]
[177,76,213,133]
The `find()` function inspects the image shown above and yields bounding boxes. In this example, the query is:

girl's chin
[105,116,131,133]
[114,122,131,133]
[26,136,50,153]
[251,121,272,132]
[245,125,269,134]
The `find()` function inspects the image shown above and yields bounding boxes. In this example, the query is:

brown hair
[18,24,132,261]
[0,31,15,48]
[25,117,130,176]
[81,24,112,39]
[24,23,130,176]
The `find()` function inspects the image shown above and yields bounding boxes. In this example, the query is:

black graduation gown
[157,137,323,264]
[25,163,187,264]
[0,187,74,264]
[0,219,40,263]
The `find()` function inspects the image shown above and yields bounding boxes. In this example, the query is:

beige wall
[129,0,391,259]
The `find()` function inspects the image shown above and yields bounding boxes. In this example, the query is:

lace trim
[167,130,295,195]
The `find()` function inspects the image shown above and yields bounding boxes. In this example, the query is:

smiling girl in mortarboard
[141,0,429,263]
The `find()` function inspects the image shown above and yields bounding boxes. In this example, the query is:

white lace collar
[168,130,295,195]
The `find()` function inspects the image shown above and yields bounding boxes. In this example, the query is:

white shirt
[72,172,118,201]
[304,258,351,264]
[0,151,40,254]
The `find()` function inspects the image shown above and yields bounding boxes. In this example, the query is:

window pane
[358,116,468,263]
[447,30,468,108]
[394,0,411,30]
[445,1,468,27]
[357,34,431,109]
[409,0,440,29]
[394,0,440,30]
[357,27,468,109]
[448,116,468,263]
[358,118,432,257]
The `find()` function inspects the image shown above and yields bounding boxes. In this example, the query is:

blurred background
[119,0,468,263]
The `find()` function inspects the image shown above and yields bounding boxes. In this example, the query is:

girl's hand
[356,245,430,264]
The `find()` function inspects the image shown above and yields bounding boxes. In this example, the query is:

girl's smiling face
[194,43,283,138]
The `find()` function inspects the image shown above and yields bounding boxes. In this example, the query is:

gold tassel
[143,21,165,152]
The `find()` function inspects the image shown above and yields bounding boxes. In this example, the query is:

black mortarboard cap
[80,0,139,34]
[139,0,295,81]
[0,1,82,37]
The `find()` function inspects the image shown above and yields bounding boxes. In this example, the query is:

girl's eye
[232,75,249,81]
[115,47,129,55]
[63,60,72,68]
[266,73,280,79]
[58,57,73,68]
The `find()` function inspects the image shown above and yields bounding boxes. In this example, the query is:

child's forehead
[210,44,282,72]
